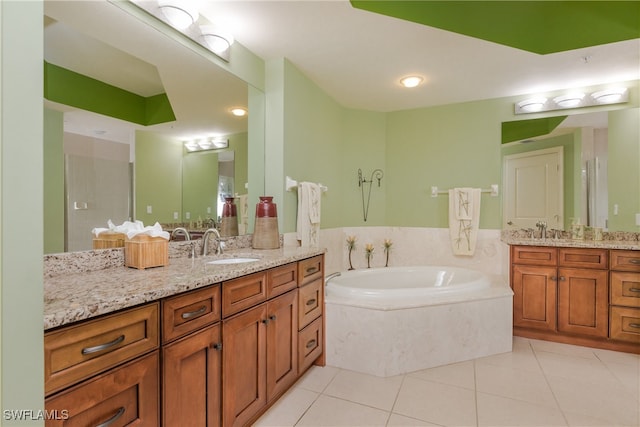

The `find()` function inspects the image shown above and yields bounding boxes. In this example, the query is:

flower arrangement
[365,243,375,268]
[346,236,357,270]
[383,239,392,267]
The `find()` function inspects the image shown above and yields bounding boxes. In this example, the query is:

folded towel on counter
[448,188,481,256]
[297,182,322,247]
[92,220,170,240]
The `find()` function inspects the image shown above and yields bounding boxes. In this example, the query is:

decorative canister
[252,196,280,249]
[220,197,239,237]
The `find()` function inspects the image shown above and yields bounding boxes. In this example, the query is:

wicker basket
[92,231,126,249]
[124,235,169,269]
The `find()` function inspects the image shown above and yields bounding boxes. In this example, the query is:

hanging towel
[236,194,249,235]
[448,188,481,256]
[297,182,321,247]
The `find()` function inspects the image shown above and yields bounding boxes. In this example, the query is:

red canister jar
[252,196,280,249]
[222,197,237,217]
[255,196,277,218]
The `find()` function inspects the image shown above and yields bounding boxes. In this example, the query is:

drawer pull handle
[213,343,222,350]
[181,305,207,320]
[81,335,125,355]
[629,288,640,293]
[306,298,317,306]
[630,259,640,265]
[95,407,125,427]
[269,315,277,321]
[261,318,270,324]
[306,266,318,275]
[551,276,557,281]
[306,339,317,349]
[629,323,640,329]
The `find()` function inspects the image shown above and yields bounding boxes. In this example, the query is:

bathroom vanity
[43,248,325,427]
[506,235,639,353]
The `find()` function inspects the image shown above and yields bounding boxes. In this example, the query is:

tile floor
[255,337,639,427]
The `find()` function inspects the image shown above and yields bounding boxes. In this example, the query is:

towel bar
[285,176,328,192]
[430,185,499,197]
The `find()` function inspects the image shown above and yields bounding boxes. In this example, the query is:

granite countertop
[44,246,325,331]
[501,236,640,250]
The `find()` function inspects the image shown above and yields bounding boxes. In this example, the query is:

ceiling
[44,1,640,141]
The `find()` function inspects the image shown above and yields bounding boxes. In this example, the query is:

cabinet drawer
[222,272,268,318]
[162,285,221,343]
[610,306,640,343]
[559,248,608,269]
[298,255,324,286]
[611,272,640,308]
[298,316,323,374]
[45,351,159,427]
[511,246,557,266]
[611,250,640,272]
[298,279,323,329]
[45,303,159,395]
[268,262,298,298]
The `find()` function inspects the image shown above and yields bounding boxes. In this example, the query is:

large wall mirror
[43,1,264,253]
[501,105,639,233]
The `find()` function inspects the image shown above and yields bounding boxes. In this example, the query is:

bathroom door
[503,147,563,230]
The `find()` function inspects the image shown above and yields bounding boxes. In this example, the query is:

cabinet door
[558,268,609,337]
[512,264,557,331]
[267,290,298,401]
[222,305,267,427]
[163,324,222,427]
[45,352,159,427]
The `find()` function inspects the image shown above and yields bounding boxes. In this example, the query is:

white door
[503,147,563,230]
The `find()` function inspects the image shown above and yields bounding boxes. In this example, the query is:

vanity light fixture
[553,93,585,108]
[400,76,423,88]
[516,97,548,113]
[591,87,628,104]
[184,137,229,152]
[229,107,247,117]
[200,25,235,55]
[157,0,199,30]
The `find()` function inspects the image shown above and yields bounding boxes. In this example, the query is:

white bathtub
[325,266,514,376]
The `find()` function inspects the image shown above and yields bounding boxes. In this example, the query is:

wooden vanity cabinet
[609,250,640,344]
[161,285,222,427]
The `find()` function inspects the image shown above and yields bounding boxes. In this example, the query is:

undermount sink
[206,257,260,265]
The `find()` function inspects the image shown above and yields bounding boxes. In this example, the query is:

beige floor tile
[296,395,389,427]
[475,362,558,408]
[253,387,318,427]
[476,392,567,427]
[530,339,600,360]
[563,410,634,427]
[407,360,475,390]
[393,376,477,427]
[323,369,403,411]
[386,413,441,426]
[475,346,543,374]
[535,350,620,384]
[295,365,341,393]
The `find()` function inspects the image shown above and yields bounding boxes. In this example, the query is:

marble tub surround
[501,229,640,250]
[44,245,324,330]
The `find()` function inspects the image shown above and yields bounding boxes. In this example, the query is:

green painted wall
[386,99,504,229]
[608,107,640,231]
[135,131,183,224]
[43,108,65,253]
[1,0,45,421]
[182,150,218,223]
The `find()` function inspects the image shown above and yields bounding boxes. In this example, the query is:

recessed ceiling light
[400,76,423,88]
[230,107,247,117]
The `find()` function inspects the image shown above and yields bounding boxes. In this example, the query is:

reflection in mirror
[501,107,639,232]
[43,1,263,253]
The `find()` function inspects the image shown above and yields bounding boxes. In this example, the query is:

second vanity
[504,233,640,354]
[43,246,325,427]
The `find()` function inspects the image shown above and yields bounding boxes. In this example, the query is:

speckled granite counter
[44,246,325,331]
[501,229,640,250]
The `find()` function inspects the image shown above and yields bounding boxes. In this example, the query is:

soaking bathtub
[324,266,514,376]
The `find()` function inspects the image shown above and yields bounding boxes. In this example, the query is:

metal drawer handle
[629,288,640,293]
[81,335,125,355]
[551,276,557,281]
[95,407,125,427]
[269,315,277,321]
[306,266,318,275]
[181,305,207,320]
[306,339,317,349]
[629,323,640,329]
[213,343,222,351]
[306,298,317,306]
[630,259,640,265]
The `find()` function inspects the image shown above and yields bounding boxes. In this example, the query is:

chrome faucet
[171,227,191,241]
[536,220,547,240]
[202,228,224,256]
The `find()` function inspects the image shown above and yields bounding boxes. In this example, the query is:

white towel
[448,188,481,256]
[297,182,321,247]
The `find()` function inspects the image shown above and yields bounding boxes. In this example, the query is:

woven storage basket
[124,235,168,269]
